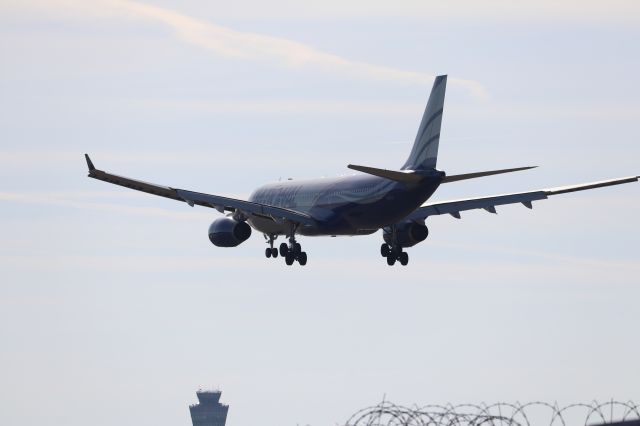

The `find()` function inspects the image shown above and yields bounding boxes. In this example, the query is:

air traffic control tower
[189,389,229,426]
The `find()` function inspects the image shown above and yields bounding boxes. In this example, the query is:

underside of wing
[84,154,316,226]
[174,188,316,226]
[408,175,639,221]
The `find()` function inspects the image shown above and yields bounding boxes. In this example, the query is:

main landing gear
[279,238,308,266]
[380,243,409,266]
[264,233,308,266]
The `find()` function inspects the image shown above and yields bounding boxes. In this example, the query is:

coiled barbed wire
[343,400,640,426]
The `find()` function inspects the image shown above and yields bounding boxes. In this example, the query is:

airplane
[84,75,639,266]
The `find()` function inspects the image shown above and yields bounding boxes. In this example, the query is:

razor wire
[343,400,640,426]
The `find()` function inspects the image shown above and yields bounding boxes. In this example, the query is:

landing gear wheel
[293,242,302,254]
[386,256,396,266]
[265,248,272,258]
[271,247,278,258]
[298,252,307,266]
[279,243,289,257]
[380,243,390,257]
[285,253,295,266]
[399,251,409,266]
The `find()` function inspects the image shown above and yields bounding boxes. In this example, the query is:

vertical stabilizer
[402,75,447,170]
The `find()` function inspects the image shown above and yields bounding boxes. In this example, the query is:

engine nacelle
[208,217,252,247]
[383,221,429,248]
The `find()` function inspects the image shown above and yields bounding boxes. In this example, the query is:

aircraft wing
[84,154,316,226]
[407,175,639,221]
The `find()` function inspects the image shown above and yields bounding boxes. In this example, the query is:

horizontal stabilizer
[443,166,537,183]
[348,164,422,183]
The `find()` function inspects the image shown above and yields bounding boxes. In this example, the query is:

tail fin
[402,75,447,171]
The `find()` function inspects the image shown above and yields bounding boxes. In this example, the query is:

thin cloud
[150,1,639,23]
[0,191,210,220]
[123,98,423,115]
[9,0,639,23]
[430,239,640,272]
[2,252,638,285]
[113,1,487,98]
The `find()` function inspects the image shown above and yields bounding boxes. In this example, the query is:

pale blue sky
[1,1,639,426]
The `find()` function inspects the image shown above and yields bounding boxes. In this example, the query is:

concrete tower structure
[189,390,229,426]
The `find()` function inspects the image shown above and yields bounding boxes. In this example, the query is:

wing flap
[85,155,315,226]
[88,168,182,201]
[174,189,316,225]
[411,191,548,220]
[408,175,638,221]
[545,176,639,195]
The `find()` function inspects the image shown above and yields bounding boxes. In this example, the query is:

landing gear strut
[264,234,279,259]
[380,224,410,266]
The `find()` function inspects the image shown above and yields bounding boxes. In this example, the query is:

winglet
[85,154,96,171]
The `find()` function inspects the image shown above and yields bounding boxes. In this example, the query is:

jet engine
[383,221,429,248]
[208,217,252,247]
